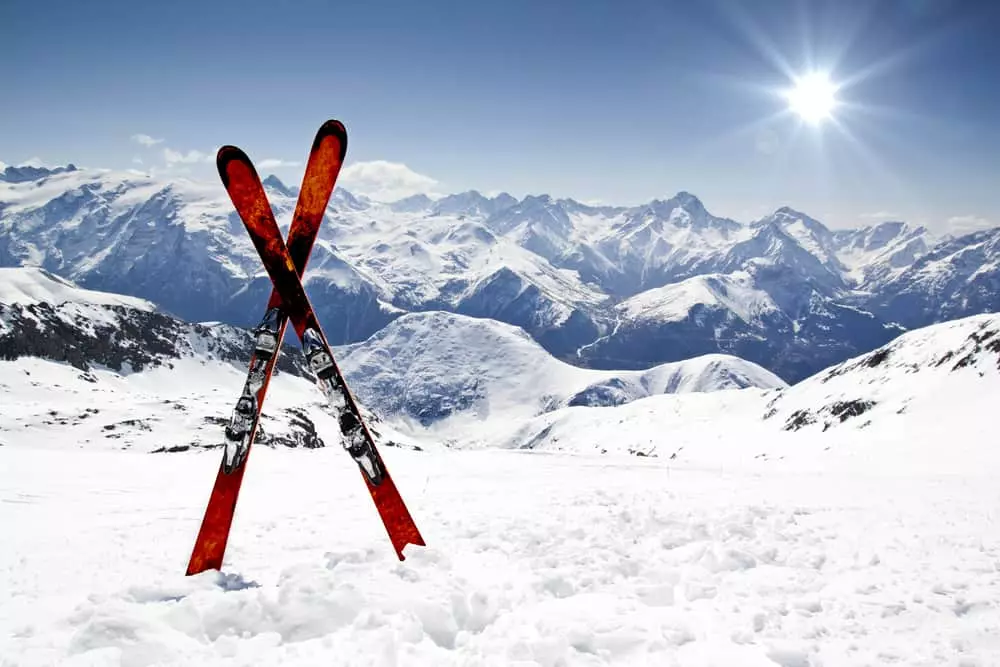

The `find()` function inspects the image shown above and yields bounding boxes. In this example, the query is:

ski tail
[368,468,426,559]
[186,121,346,576]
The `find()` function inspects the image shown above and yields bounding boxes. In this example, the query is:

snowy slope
[509,312,1000,472]
[337,311,784,434]
[7,445,1000,665]
[0,267,269,374]
[0,268,405,454]
[870,228,1000,329]
[0,266,154,309]
[0,355,339,453]
[617,271,779,325]
[3,294,1000,663]
[763,313,1000,438]
[0,269,781,452]
[832,221,933,287]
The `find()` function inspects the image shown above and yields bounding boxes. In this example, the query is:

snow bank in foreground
[2,447,998,665]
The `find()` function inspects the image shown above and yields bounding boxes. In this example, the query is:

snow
[6,163,1000,663]
[0,160,981,385]
[337,311,783,439]
[3,443,1000,665]
[619,272,778,324]
[832,223,934,287]
[0,356,335,454]
[5,313,1000,664]
[0,267,154,310]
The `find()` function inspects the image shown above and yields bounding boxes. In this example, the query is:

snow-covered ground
[0,356,339,454]
[5,272,1000,664]
[4,445,1000,666]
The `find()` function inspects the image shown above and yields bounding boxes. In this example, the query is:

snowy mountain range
[3,161,1000,382]
[5,265,1000,470]
[0,268,781,452]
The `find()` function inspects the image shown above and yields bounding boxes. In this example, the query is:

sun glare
[786,72,839,125]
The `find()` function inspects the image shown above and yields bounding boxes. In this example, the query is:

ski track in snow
[3,447,1000,666]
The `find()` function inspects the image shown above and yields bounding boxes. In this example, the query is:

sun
[785,72,839,125]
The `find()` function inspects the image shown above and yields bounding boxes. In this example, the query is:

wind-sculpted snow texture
[3,162,1000,381]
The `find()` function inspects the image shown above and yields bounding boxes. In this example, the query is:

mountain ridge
[3,160,998,382]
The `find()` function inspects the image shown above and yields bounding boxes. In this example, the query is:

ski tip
[216,145,256,188]
[312,120,348,161]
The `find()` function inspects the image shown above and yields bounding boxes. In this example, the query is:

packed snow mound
[0,266,153,310]
[763,312,1000,435]
[338,311,783,429]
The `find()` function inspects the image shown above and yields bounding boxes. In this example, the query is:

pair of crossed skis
[186,120,424,575]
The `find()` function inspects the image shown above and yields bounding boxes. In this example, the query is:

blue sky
[2,0,998,230]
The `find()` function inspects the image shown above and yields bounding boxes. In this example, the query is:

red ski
[186,120,347,575]
[218,145,425,560]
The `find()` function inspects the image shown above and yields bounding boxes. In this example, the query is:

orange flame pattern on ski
[186,122,347,575]
[211,133,424,563]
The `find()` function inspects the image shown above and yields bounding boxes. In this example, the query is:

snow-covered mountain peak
[830,221,933,287]
[742,207,847,285]
[0,162,79,183]
[0,266,154,310]
[479,194,575,253]
[430,190,516,218]
[330,187,368,211]
[645,190,704,217]
[388,193,435,212]
[618,271,778,325]
[492,192,518,210]
[630,192,741,237]
[667,190,703,210]
[3,158,998,383]
[262,175,296,198]
[764,312,1000,434]
[759,206,835,245]
[866,220,919,246]
[338,310,781,432]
